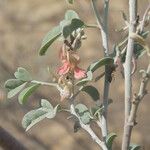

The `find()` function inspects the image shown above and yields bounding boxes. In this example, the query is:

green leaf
[54,104,62,113]
[4,79,24,90]
[39,25,62,56]
[65,10,79,21]
[75,104,91,124]
[88,57,114,72]
[63,18,84,38]
[60,20,70,30]
[134,31,149,59]
[18,83,40,104]
[90,106,104,117]
[41,99,53,110]
[76,71,93,86]
[22,108,54,131]
[81,86,100,101]
[129,144,141,150]
[66,0,74,4]
[14,67,32,81]
[22,99,59,131]
[7,82,27,99]
[106,133,117,150]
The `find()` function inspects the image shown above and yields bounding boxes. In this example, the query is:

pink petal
[57,62,70,75]
[74,67,87,79]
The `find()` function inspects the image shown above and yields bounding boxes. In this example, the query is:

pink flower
[57,61,86,79]
[57,47,86,79]
[74,67,87,79]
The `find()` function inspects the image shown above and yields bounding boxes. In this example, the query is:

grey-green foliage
[129,144,141,150]
[7,82,27,99]
[14,67,32,81]
[18,83,40,104]
[4,67,40,105]
[90,106,104,118]
[5,79,24,90]
[81,85,100,101]
[4,67,33,99]
[76,57,114,86]
[75,104,91,124]
[39,10,85,55]
[22,99,60,131]
[88,57,114,72]
[106,133,117,150]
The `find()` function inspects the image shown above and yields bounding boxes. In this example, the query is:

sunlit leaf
[7,82,27,99]
[81,85,100,101]
[106,133,117,150]
[22,108,54,131]
[88,57,114,72]
[65,10,79,21]
[22,99,57,131]
[39,25,62,56]
[41,99,53,110]
[14,67,32,81]
[18,83,40,104]
[75,104,91,124]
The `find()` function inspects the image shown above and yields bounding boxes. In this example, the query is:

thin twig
[70,104,108,150]
[91,0,110,141]
[122,63,150,150]
[122,0,138,149]
[91,0,103,30]
[31,80,58,87]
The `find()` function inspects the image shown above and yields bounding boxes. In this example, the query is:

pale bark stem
[122,0,138,149]
[91,0,110,140]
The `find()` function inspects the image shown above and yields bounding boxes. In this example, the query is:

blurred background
[0,0,150,149]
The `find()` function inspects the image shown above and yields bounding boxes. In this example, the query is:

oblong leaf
[81,86,100,101]
[90,106,104,117]
[129,144,141,150]
[14,67,32,81]
[106,133,117,150]
[22,108,52,131]
[75,104,91,124]
[39,25,61,56]
[7,82,27,99]
[41,99,53,109]
[88,57,114,72]
[5,79,24,90]
[18,83,40,104]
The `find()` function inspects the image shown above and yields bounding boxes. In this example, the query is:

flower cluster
[54,41,86,101]
[57,44,86,79]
